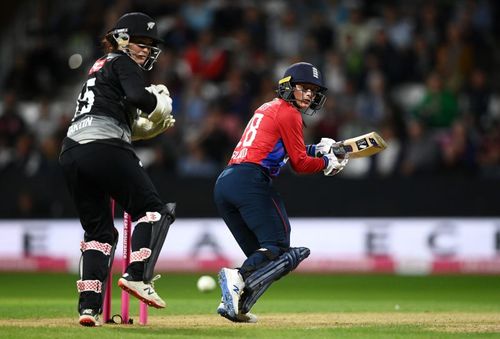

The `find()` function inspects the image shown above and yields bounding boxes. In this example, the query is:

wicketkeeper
[59,12,176,327]
[214,62,349,323]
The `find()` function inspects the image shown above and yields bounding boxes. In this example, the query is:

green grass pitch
[0,272,499,338]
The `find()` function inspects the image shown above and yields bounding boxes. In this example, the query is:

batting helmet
[277,62,327,115]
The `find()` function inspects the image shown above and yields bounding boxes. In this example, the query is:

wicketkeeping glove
[322,153,349,176]
[161,115,175,130]
[131,115,176,141]
[315,137,336,157]
[146,84,172,123]
[131,116,155,141]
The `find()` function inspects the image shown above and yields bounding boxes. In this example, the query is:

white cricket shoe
[217,300,258,323]
[118,274,166,308]
[79,309,101,327]
[218,268,244,318]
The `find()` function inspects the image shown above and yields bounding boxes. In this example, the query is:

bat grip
[331,145,347,159]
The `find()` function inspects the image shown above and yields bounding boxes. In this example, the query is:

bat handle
[331,145,347,159]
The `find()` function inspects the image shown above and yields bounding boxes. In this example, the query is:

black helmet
[109,12,162,44]
[107,12,162,70]
[277,62,327,115]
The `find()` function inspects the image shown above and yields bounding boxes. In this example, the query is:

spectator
[268,9,304,58]
[411,72,459,129]
[181,0,214,32]
[434,22,474,92]
[0,91,26,148]
[440,119,478,175]
[355,71,391,130]
[365,28,403,86]
[462,68,492,133]
[399,120,442,176]
[184,29,228,81]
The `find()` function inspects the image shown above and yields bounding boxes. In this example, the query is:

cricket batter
[214,62,349,322]
[59,12,176,326]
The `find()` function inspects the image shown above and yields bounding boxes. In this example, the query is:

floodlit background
[0,0,499,273]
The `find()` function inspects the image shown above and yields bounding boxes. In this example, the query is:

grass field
[0,272,499,338]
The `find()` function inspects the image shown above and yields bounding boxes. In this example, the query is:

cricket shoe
[118,273,166,308]
[217,300,258,323]
[79,309,101,327]
[218,268,244,318]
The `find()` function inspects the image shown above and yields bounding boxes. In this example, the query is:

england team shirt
[229,98,326,176]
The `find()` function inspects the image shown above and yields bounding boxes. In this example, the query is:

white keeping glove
[158,114,176,131]
[131,116,155,141]
[131,114,176,141]
[151,84,169,96]
[315,137,336,157]
[146,84,172,123]
[323,153,349,176]
[132,116,176,141]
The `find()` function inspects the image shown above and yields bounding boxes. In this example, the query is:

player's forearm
[115,58,156,112]
[124,85,156,113]
[288,153,325,173]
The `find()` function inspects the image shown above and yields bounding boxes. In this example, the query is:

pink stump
[121,212,132,323]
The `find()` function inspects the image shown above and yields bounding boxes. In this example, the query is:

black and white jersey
[62,51,156,153]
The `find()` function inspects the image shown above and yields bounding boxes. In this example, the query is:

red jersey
[228,98,326,176]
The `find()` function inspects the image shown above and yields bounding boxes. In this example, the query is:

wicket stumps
[103,200,148,325]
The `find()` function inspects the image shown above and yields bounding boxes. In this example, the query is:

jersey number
[73,78,96,120]
[238,113,264,147]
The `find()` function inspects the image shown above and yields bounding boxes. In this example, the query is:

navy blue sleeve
[322,156,328,168]
[306,144,316,156]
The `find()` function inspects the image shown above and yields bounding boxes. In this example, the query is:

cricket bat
[331,131,387,159]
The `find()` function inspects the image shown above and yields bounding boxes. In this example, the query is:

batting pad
[240,247,310,313]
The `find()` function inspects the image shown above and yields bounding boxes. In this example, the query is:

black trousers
[60,142,163,244]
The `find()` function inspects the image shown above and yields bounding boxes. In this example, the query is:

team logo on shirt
[89,59,107,74]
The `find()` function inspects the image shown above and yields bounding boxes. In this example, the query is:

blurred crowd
[1,0,500,192]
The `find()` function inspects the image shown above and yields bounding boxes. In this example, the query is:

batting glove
[323,153,349,176]
[315,137,336,157]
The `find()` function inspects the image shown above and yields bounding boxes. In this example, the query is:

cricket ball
[197,275,217,292]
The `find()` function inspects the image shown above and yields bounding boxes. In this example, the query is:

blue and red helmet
[277,62,327,115]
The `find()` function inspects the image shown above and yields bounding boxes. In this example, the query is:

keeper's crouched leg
[239,247,310,314]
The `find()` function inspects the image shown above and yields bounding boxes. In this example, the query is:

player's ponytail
[100,36,118,54]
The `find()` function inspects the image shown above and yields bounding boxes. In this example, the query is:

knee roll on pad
[240,247,310,314]
[257,247,281,260]
[80,240,113,256]
[240,246,280,279]
[79,234,118,280]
